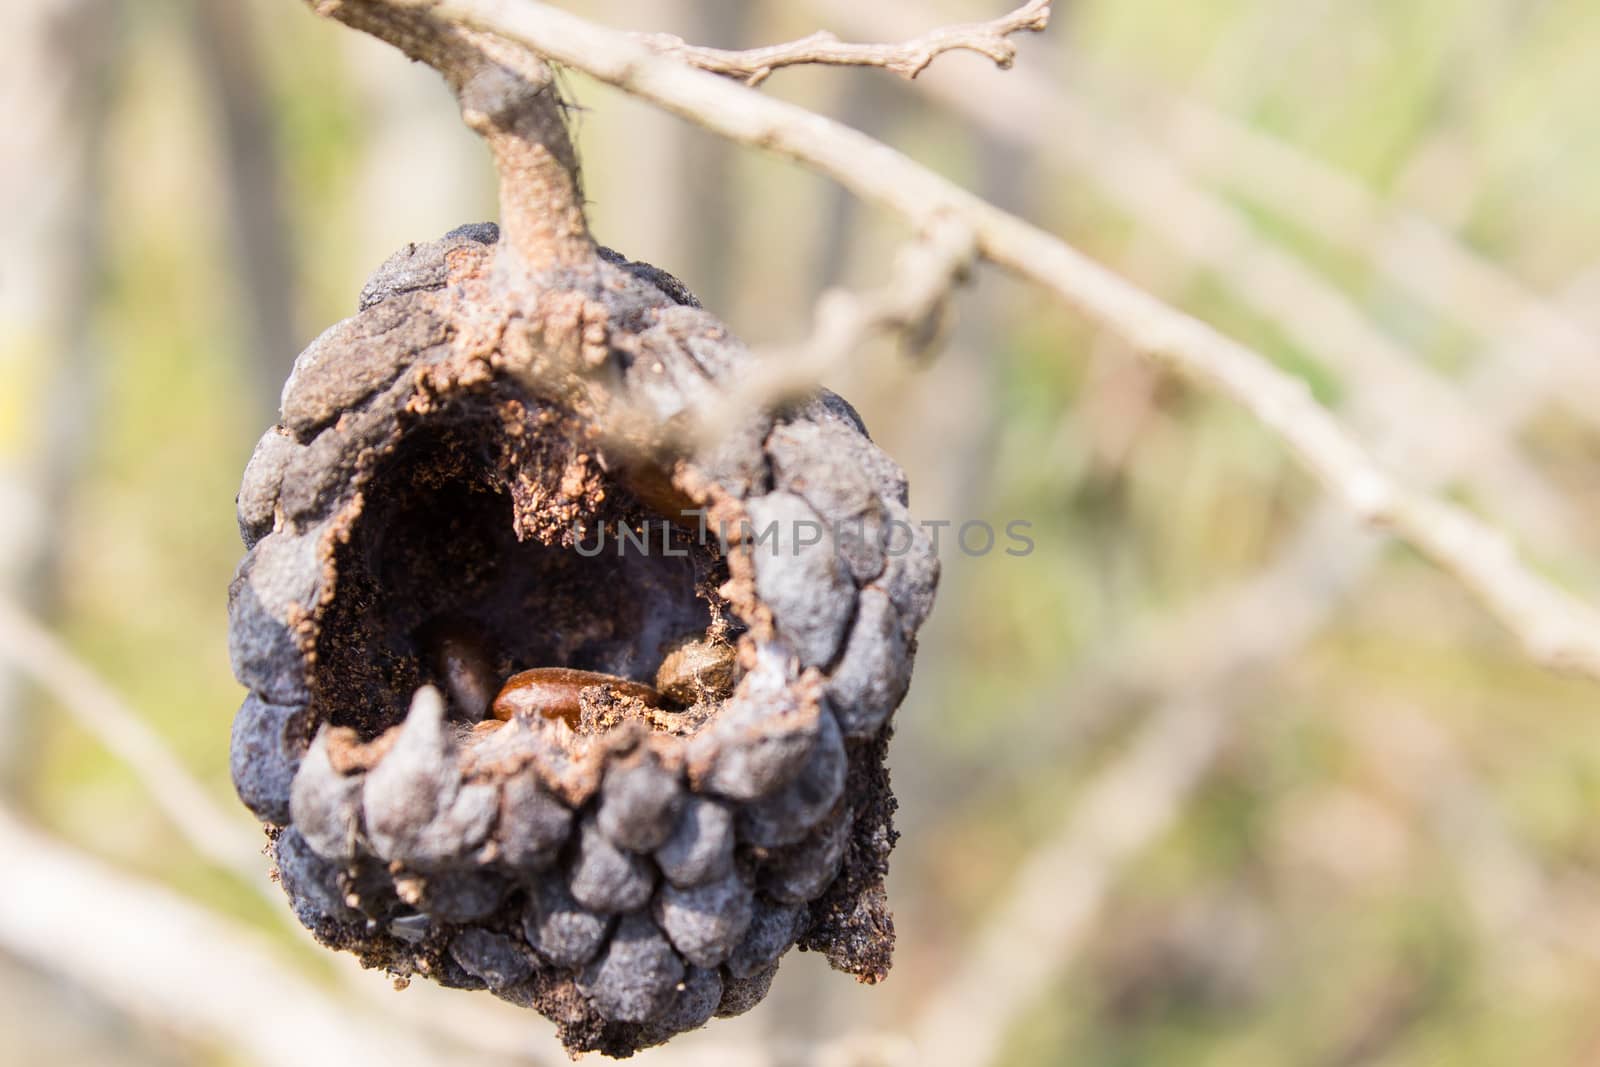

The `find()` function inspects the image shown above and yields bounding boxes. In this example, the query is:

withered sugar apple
[228,223,936,1057]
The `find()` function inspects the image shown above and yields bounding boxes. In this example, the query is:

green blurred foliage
[11,0,1600,1064]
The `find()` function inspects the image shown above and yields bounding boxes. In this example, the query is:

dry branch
[193,0,300,405]
[810,0,1579,553]
[911,260,1600,1063]
[914,694,1235,1067]
[0,804,466,1067]
[309,0,592,271]
[0,597,265,879]
[0,0,113,781]
[691,215,976,446]
[1139,81,1600,419]
[381,0,1600,683]
[636,0,1049,86]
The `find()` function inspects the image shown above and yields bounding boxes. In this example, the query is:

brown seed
[654,637,738,706]
[492,668,661,728]
[424,618,500,723]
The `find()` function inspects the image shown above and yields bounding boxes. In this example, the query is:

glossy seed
[491,667,662,727]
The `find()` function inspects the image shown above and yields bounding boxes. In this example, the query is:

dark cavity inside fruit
[311,396,730,740]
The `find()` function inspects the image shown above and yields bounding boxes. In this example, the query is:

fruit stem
[309,0,596,273]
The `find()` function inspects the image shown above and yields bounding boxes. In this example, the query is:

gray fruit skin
[237,429,294,548]
[641,965,723,1041]
[358,222,500,311]
[449,929,534,991]
[715,963,779,1019]
[273,828,359,928]
[596,754,683,853]
[654,796,735,888]
[653,872,755,968]
[229,694,307,826]
[737,708,848,848]
[362,688,498,869]
[415,870,508,923]
[570,815,657,914]
[767,419,887,583]
[743,492,854,670]
[725,899,804,980]
[878,499,940,633]
[826,588,913,740]
[523,877,615,968]
[498,775,572,873]
[578,913,686,1024]
[288,731,363,863]
[761,801,854,905]
[688,647,821,802]
[230,227,940,1055]
[228,529,322,706]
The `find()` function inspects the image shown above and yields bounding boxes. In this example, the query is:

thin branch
[385,0,1600,683]
[809,0,1579,555]
[0,0,114,785]
[691,215,976,446]
[0,596,265,881]
[637,0,1050,86]
[0,602,560,1062]
[1135,76,1600,425]
[968,256,1600,813]
[193,0,301,411]
[0,804,468,1067]
[914,689,1239,1067]
[906,442,1468,1065]
[308,0,593,271]
[908,259,1600,1062]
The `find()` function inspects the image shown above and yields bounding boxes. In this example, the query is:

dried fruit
[228,224,936,1055]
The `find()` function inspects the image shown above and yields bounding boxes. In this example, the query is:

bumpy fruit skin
[227,224,937,1057]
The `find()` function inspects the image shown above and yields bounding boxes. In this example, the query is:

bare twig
[691,215,976,446]
[0,0,114,783]
[193,0,301,411]
[1135,78,1600,423]
[0,602,560,1061]
[0,597,264,880]
[637,0,1050,86]
[914,690,1241,1067]
[380,0,1600,682]
[308,0,593,271]
[970,257,1600,809]
[908,255,1600,1063]
[0,804,470,1067]
[812,0,1579,554]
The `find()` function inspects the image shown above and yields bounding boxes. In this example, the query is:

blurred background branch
[0,0,115,790]
[0,596,264,880]
[691,216,976,446]
[11,1,1600,1065]
[0,804,484,1067]
[411,0,1600,682]
[638,0,1049,85]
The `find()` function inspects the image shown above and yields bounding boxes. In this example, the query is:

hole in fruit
[311,395,732,739]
